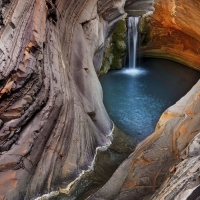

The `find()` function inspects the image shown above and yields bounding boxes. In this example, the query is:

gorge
[0,0,200,200]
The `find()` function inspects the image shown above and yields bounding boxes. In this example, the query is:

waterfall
[128,16,140,69]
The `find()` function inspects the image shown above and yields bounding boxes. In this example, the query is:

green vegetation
[138,16,151,45]
[98,18,127,75]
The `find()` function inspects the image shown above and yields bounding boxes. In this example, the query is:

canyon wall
[0,0,127,199]
[125,0,155,16]
[139,0,200,71]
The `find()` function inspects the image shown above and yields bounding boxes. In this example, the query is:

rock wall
[139,0,200,71]
[0,0,127,199]
[125,0,155,16]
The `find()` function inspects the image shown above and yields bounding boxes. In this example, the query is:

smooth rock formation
[0,0,127,199]
[139,0,200,71]
[88,1,200,199]
[45,126,137,199]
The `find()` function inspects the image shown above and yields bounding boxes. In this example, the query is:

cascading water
[128,16,140,69]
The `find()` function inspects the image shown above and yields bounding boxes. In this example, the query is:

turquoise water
[100,58,200,141]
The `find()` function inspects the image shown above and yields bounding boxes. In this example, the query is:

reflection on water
[99,58,200,141]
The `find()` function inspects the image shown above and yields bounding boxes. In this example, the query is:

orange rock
[139,0,200,70]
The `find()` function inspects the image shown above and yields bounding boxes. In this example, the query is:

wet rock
[36,126,137,200]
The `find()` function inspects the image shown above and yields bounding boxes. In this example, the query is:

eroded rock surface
[88,1,200,199]
[0,0,127,199]
[139,0,200,70]
[151,132,200,200]
[125,0,155,16]
[1,0,200,199]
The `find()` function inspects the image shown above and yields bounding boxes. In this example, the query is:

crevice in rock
[87,111,96,120]
[49,126,137,200]
[9,21,15,29]
[46,0,57,25]
[187,185,200,200]
[0,0,12,31]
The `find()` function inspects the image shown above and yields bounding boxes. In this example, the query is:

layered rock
[1,0,200,199]
[139,0,200,70]
[0,0,127,199]
[125,0,155,16]
[151,132,200,200]
[43,126,137,199]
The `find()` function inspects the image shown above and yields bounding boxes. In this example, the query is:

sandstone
[125,0,155,16]
[86,1,200,198]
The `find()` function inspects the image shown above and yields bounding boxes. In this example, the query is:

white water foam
[120,68,148,76]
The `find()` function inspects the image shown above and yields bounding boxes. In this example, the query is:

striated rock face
[125,0,155,16]
[139,0,200,70]
[49,126,137,199]
[151,132,200,200]
[0,0,127,199]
